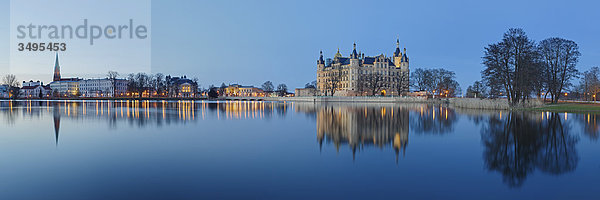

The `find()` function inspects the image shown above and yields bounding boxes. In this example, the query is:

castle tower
[53,53,61,82]
[317,50,325,95]
[350,42,358,59]
[350,43,359,66]
[399,48,410,95]
[393,39,402,67]
[400,48,409,71]
[317,50,325,70]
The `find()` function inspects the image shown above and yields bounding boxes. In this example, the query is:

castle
[317,39,409,96]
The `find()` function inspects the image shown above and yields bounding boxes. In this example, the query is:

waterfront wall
[449,98,510,110]
[449,98,544,110]
[264,96,430,103]
[269,97,543,111]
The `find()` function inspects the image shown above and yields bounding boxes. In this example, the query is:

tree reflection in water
[0,100,589,188]
[575,113,600,141]
[411,105,457,134]
[481,112,579,188]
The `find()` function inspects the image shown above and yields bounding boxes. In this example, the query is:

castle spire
[351,42,358,59]
[53,53,61,82]
[394,38,401,57]
[334,47,342,59]
[318,50,324,64]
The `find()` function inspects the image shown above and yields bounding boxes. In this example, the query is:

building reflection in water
[0,100,290,146]
[0,100,596,188]
[0,101,457,158]
[311,104,410,161]
[480,112,579,188]
[53,105,60,145]
[296,103,458,162]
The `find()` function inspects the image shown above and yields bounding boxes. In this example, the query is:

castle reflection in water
[1,100,598,151]
[1,100,600,187]
[298,103,456,161]
[314,105,410,160]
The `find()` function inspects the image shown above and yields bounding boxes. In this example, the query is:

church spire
[53,53,61,82]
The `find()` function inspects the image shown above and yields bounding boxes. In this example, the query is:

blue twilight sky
[1,0,599,91]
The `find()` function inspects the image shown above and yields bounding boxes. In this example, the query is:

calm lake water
[0,100,598,199]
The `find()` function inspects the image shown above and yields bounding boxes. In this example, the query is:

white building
[22,80,43,87]
[49,79,81,97]
[79,78,128,97]
[20,85,52,98]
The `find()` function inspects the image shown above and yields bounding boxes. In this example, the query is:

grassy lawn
[530,102,600,113]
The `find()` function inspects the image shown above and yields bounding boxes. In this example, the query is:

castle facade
[317,39,409,96]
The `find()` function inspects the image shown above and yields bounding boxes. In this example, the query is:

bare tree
[539,38,581,103]
[411,68,427,91]
[482,28,541,106]
[356,73,367,96]
[363,73,384,96]
[276,84,288,96]
[107,71,119,97]
[325,66,344,96]
[2,74,18,87]
[580,67,600,101]
[192,77,199,97]
[262,81,274,92]
[304,81,317,89]
[127,73,151,98]
[396,71,410,96]
[2,74,20,99]
[423,69,438,93]
[434,69,460,97]
[466,80,488,98]
[153,73,165,97]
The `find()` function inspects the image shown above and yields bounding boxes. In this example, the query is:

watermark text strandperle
[16,19,148,45]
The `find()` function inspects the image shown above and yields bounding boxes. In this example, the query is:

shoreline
[3,97,600,113]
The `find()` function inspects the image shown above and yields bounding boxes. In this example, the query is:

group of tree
[574,67,600,101]
[204,80,289,99]
[261,81,288,96]
[411,68,461,97]
[356,73,385,96]
[125,72,199,98]
[1,74,21,99]
[465,80,488,98]
[304,81,316,89]
[479,28,581,105]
